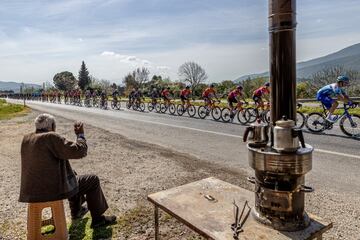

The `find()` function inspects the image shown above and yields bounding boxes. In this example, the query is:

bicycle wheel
[132,103,138,111]
[245,108,257,123]
[148,103,154,112]
[169,103,176,115]
[261,110,270,123]
[111,101,115,109]
[160,103,167,113]
[296,111,305,128]
[155,103,162,113]
[340,114,360,137]
[177,104,185,116]
[126,102,131,109]
[187,105,196,117]
[237,109,248,125]
[221,108,231,122]
[211,106,222,121]
[305,112,326,133]
[198,106,208,119]
[139,102,145,112]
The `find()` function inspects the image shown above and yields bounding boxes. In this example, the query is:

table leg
[154,206,159,240]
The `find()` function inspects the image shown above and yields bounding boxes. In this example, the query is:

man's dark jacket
[19,131,87,203]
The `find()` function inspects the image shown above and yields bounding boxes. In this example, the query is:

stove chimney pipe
[269,0,297,123]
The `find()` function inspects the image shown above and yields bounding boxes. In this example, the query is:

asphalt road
[8,99,359,196]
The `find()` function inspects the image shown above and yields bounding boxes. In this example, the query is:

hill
[235,43,360,82]
[0,81,41,93]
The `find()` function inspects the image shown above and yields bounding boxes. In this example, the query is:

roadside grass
[0,99,30,120]
[298,105,360,115]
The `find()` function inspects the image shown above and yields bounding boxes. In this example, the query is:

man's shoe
[91,215,117,228]
[71,206,89,220]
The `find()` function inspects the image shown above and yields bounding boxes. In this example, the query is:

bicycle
[99,98,108,110]
[132,98,145,112]
[245,102,270,124]
[177,99,196,117]
[221,102,248,124]
[296,103,306,129]
[147,99,158,112]
[198,99,222,121]
[159,99,176,115]
[305,102,360,137]
[111,98,121,110]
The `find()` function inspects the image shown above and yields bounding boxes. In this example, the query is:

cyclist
[128,88,136,106]
[112,89,119,103]
[161,87,172,105]
[316,75,352,122]
[134,87,143,106]
[149,85,159,105]
[252,82,270,110]
[180,86,192,108]
[227,85,247,119]
[100,90,107,108]
[202,84,219,107]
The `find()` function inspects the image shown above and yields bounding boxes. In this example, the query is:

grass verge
[0,99,30,120]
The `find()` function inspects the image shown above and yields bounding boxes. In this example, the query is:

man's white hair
[35,113,56,131]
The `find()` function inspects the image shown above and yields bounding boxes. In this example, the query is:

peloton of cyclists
[149,85,159,106]
[316,75,352,123]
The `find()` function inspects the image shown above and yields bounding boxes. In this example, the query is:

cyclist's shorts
[252,95,261,103]
[180,95,188,101]
[227,97,238,107]
[317,94,334,109]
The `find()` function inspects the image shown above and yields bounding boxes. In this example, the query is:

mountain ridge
[235,43,360,82]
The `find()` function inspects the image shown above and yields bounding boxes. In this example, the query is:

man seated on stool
[19,113,116,228]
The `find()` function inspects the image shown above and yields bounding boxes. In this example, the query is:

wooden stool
[27,200,68,240]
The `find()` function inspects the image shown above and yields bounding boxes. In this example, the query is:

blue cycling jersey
[317,83,345,97]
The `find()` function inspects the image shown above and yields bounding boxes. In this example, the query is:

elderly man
[19,113,116,228]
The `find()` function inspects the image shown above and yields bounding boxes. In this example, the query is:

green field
[0,99,29,120]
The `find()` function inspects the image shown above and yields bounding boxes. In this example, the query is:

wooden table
[147,177,332,240]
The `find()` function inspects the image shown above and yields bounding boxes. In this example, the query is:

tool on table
[231,200,251,239]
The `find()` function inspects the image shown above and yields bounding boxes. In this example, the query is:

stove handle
[300,185,314,193]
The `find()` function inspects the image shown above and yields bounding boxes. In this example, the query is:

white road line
[12,100,360,160]
[314,149,360,159]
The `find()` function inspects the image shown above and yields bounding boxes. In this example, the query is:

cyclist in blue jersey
[316,75,352,122]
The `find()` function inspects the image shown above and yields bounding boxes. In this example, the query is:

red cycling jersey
[202,88,216,98]
[253,86,270,97]
[162,89,170,97]
[180,89,191,97]
[228,89,242,99]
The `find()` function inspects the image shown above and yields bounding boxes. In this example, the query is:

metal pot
[273,116,305,152]
[243,120,269,147]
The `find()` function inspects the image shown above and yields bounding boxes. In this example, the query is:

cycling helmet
[337,75,349,82]
[210,84,215,88]
[186,86,190,89]
[167,87,170,90]
[264,82,270,87]
[236,85,243,90]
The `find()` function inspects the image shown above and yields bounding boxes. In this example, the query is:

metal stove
[244,0,315,232]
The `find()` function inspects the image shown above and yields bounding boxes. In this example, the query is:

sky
[1,0,360,85]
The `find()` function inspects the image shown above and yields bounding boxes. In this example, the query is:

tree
[123,72,137,91]
[78,61,91,90]
[178,61,208,90]
[134,67,150,87]
[217,80,236,95]
[53,71,77,91]
[123,67,150,90]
